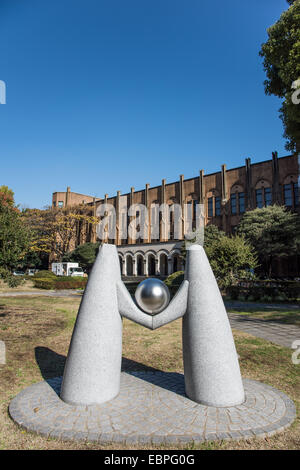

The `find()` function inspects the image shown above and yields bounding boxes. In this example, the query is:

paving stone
[8,372,296,445]
[228,313,300,349]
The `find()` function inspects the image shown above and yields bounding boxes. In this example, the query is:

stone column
[91,197,97,243]
[245,157,253,209]
[116,191,121,245]
[133,258,137,276]
[272,151,280,204]
[65,186,71,207]
[199,170,204,204]
[145,183,150,242]
[221,164,228,233]
[155,258,159,276]
[122,259,126,276]
[179,174,185,240]
[160,179,166,242]
[103,194,109,243]
[128,187,135,244]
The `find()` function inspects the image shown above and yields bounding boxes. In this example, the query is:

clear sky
[0,0,291,209]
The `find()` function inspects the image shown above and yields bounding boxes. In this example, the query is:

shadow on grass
[35,346,185,396]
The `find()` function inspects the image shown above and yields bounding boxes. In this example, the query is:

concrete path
[228,313,300,349]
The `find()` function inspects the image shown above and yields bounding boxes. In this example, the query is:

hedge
[33,276,87,290]
[164,272,300,303]
[33,270,57,279]
[226,280,300,303]
[164,271,184,297]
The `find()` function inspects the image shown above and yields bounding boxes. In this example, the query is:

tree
[0,187,30,286]
[180,224,225,260]
[62,242,100,273]
[181,224,257,288]
[22,205,99,262]
[0,185,14,206]
[204,234,257,289]
[259,1,300,151]
[237,205,300,277]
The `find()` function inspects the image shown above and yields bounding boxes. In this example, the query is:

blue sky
[0,0,290,208]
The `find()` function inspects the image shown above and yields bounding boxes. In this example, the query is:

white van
[51,262,84,277]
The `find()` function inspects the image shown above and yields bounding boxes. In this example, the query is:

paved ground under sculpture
[9,244,296,444]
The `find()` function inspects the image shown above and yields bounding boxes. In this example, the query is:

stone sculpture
[60,243,245,408]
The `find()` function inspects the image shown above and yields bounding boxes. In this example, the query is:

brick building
[52,152,299,277]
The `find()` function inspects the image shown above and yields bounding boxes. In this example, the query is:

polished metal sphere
[135,278,170,315]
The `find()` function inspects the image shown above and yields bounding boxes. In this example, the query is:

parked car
[27,269,39,276]
[13,271,25,276]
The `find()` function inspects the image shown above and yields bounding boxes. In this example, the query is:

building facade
[52,152,300,277]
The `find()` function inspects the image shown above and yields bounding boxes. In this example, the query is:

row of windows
[208,193,246,217]
[255,187,272,209]
[207,183,299,217]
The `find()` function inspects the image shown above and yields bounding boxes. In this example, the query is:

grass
[0,295,299,450]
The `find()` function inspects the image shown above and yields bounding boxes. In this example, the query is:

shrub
[164,271,184,297]
[33,278,56,289]
[164,271,184,288]
[33,270,56,279]
[33,276,87,290]
[226,280,300,303]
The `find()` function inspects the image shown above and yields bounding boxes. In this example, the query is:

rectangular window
[284,184,292,207]
[255,189,263,209]
[264,187,272,207]
[238,192,245,214]
[294,183,299,207]
[231,194,237,215]
[208,197,213,217]
[215,197,221,216]
[58,201,64,208]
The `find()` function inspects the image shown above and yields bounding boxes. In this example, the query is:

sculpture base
[9,372,295,445]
